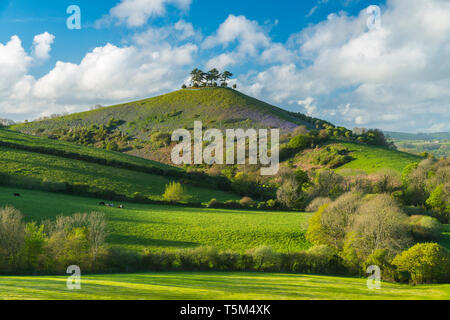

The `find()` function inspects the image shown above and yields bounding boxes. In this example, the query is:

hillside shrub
[239,197,254,207]
[276,177,305,210]
[426,184,449,223]
[350,194,411,259]
[305,197,332,212]
[409,215,443,241]
[392,243,450,284]
[310,169,344,198]
[246,246,281,271]
[163,182,189,202]
[363,249,396,281]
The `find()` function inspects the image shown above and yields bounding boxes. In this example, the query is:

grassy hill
[2,272,448,300]
[12,88,314,133]
[11,88,319,163]
[288,141,422,175]
[0,186,311,253]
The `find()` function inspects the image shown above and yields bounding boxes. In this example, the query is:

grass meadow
[0,186,311,253]
[336,142,421,174]
[0,146,237,203]
[1,272,448,300]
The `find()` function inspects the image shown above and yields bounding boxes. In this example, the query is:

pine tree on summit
[220,71,233,87]
[188,68,233,88]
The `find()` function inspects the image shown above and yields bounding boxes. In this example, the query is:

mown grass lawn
[0,186,311,253]
[1,272,448,300]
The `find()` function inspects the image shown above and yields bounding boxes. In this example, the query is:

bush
[246,246,281,271]
[206,198,219,208]
[163,182,189,202]
[178,246,219,270]
[132,192,147,201]
[105,141,119,151]
[0,206,25,268]
[280,247,346,275]
[142,250,176,271]
[392,243,450,284]
[150,132,172,147]
[305,197,332,212]
[409,215,443,241]
[306,193,361,250]
[350,194,411,259]
[276,177,305,210]
[372,170,402,194]
[426,184,449,223]
[363,249,396,281]
[310,169,344,198]
[239,196,254,207]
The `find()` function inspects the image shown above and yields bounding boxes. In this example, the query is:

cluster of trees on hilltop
[182,68,236,89]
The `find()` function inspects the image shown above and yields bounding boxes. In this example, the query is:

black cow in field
[13,193,21,197]
[99,202,106,206]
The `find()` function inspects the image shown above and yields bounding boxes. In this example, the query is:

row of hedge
[0,172,284,210]
[0,140,233,192]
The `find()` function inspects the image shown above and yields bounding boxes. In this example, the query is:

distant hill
[384,131,450,158]
[11,88,326,163]
[385,131,450,141]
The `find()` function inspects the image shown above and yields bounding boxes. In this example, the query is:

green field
[0,186,311,253]
[336,142,421,174]
[1,272,448,300]
[0,145,237,203]
[0,128,173,170]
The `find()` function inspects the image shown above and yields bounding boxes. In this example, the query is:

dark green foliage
[310,144,353,168]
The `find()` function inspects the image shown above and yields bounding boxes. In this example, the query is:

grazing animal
[106,204,114,207]
[118,205,124,209]
[13,193,21,197]
[99,202,106,206]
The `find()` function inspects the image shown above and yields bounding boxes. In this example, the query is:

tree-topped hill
[12,88,320,162]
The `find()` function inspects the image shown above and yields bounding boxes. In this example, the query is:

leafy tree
[206,68,220,86]
[392,243,450,284]
[306,193,361,250]
[86,212,108,262]
[220,71,233,87]
[190,68,205,86]
[426,184,449,223]
[21,222,46,270]
[350,194,411,258]
[0,206,25,264]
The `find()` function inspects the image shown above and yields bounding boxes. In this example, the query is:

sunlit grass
[1,272,448,300]
[0,186,311,253]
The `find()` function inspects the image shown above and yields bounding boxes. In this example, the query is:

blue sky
[0,0,449,132]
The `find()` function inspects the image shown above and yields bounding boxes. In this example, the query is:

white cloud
[97,0,192,28]
[203,15,271,69]
[0,33,197,120]
[133,20,199,48]
[298,96,318,116]
[0,36,32,93]
[32,32,55,60]
[239,0,450,132]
